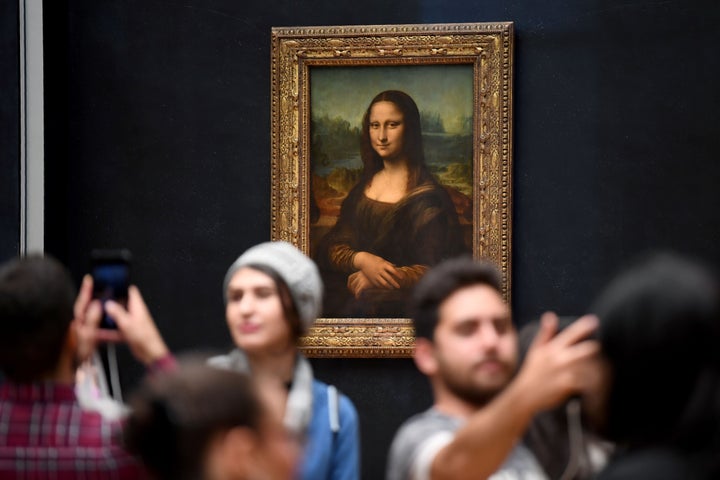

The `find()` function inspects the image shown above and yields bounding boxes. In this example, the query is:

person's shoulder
[387,409,459,480]
[207,349,247,372]
[310,380,359,437]
[311,378,329,394]
[392,408,460,445]
[54,402,127,446]
[312,380,357,412]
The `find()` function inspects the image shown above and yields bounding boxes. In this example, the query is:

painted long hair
[359,90,434,190]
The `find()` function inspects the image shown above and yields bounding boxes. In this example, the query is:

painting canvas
[271,23,513,357]
[309,66,474,318]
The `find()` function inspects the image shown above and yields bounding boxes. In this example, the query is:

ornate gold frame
[270,22,513,358]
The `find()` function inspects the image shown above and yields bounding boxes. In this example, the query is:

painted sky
[310,65,473,135]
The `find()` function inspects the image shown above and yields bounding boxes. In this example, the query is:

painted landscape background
[309,65,475,254]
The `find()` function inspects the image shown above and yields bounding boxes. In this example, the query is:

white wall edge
[19,0,44,256]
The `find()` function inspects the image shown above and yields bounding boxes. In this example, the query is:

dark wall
[41,1,720,478]
[1,0,19,262]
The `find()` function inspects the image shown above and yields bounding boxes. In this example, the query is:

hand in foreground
[72,275,104,363]
[105,286,169,366]
[513,312,600,413]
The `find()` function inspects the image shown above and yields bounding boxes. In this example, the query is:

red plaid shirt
[0,381,149,479]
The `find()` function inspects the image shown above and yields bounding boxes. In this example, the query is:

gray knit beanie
[222,241,323,332]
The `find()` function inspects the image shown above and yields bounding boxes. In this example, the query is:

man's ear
[414,337,438,376]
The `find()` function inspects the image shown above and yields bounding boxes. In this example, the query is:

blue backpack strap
[327,384,340,433]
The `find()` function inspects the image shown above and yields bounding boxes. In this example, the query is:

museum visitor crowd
[1,241,719,480]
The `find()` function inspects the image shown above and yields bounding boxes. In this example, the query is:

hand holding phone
[103,285,170,365]
[91,249,132,330]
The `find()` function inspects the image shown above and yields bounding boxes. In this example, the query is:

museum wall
[0,0,19,261]
[3,0,718,477]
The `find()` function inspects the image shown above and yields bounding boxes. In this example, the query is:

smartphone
[90,249,132,329]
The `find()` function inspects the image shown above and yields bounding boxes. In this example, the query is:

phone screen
[91,250,131,329]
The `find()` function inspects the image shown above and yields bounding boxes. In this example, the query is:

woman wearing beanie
[209,241,360,480]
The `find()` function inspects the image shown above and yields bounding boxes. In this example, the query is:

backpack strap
[327,384,340,433]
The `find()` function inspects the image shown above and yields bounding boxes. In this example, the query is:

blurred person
[315,90,467,317]
[0,254,173,479]
[210,241,360,480]
[518,319,612,480]
[125,361,299,480]
[589,253,720,479]
[386,257,600,480]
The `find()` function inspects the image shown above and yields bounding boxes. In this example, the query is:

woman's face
[225,267,294,355]
[368,100,405,161]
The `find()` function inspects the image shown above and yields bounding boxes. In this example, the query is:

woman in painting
[316,90,468,317]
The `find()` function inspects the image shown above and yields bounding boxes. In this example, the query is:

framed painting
[270,22,513,357]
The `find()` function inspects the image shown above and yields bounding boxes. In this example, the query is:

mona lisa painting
[271,23,513,357]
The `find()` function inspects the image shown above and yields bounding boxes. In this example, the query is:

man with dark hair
[387,257,600,480]
[0,255,173,478]
[0,255,79,382]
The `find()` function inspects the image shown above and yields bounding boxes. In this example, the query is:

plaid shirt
[0,381,148,479]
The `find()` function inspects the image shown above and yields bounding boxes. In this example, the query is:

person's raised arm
[71,274,104,364]
[105,286,172,369]
[430,313,600,480]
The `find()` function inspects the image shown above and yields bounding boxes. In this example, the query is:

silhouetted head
[125,361,298,480]
[0,255,76,382]
[592,252,720,450]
